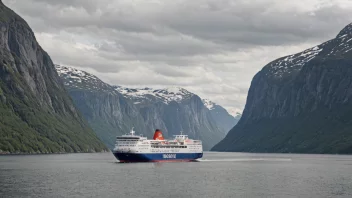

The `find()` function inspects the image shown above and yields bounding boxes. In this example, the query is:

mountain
[202,99,239,134]
[56,66,234,150]
[212,23,352,154]
[0,2,106,154]
[56,65,148,149]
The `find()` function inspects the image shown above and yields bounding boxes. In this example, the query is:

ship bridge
[173,131,188,142]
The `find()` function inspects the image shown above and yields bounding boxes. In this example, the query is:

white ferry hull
[113,152,203,162]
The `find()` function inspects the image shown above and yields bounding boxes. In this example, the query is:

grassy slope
[0,62,106,153]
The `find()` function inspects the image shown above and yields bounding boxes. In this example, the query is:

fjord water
[1,152,351,198]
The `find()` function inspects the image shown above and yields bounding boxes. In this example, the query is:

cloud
[4,0,352,114]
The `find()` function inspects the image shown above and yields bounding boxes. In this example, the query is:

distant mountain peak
[56,65,89,79]
[55,65,113,93]
[115,86,194,104]
[337,23,352,38]
[202,99,215,110]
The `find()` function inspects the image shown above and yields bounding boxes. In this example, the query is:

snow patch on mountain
[115,86,194,104]
[326,34,352,56]
[55,65,112,92]
[56,65,87,78]
[336,23,352,38]
[267,45,323,78]
[267,26,352,79]
[202,99,215,110]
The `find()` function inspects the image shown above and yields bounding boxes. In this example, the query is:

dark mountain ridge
[212,23,352,154]
[0,2,106,154]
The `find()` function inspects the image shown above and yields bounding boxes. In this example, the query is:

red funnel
[153,129,164,140]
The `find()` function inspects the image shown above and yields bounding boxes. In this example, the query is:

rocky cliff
[0,2,106,154]
[203,99,239,134]
[212,23,352,154]
[57,66,232,150]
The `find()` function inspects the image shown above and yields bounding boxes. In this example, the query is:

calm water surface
[1,152,352,198]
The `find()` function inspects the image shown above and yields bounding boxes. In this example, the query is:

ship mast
[130,127,135,136]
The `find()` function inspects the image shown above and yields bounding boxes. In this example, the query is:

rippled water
[1,152,352,198]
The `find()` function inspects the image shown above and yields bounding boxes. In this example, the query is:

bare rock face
[0,2,106,153]
[212,23,352,154]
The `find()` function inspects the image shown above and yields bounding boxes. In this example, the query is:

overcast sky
[4,0,352,115]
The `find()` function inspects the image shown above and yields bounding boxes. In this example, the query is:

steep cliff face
[0,2,106,153]
[57,66,228,150]
[212,23,352,154]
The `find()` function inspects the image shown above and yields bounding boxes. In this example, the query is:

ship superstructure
[113,128,203,162]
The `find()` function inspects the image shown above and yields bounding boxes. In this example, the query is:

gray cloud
[4,0,352,115]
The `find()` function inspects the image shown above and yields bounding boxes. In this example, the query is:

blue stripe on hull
[113,152,203,162]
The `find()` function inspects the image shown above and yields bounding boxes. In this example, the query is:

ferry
[113,128,203,162]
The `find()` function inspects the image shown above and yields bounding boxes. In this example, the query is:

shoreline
[0,150,111,156]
